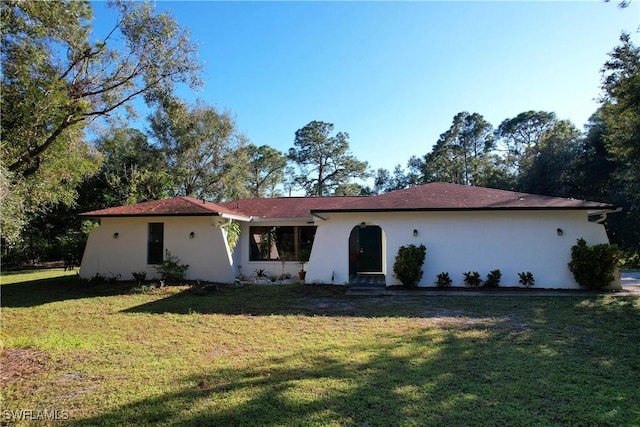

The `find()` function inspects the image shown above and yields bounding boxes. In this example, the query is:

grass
[1,269,639,426]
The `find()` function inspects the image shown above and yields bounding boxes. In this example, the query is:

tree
[334,183,366,196]
[605,0,633,9]
[600,33,640,209]
[599,33,640,260]
[422,112,496,186]
[457,112,496,186]
[89,127,173,207]
[288,121,369,196]
[371,168,392,194]
[518,120,581,197]
[495,111,557,176]
[1,0,201,243]
[570,111,615,203]
[424,118,466,185]
[0,130,98,248]
[370,164,411,194]
[148,99,249,202]
[282,166,300,197]
[405,156,427,187]
[246,144,287,197]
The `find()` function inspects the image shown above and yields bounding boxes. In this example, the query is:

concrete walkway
[346,272,640,297]
[621,271,640,296]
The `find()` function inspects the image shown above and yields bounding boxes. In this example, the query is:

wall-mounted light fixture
[557,228,564,236]
[360,222,366,229]
[413,229,419,237]
[113,232,119,239]
[189,231,195,239]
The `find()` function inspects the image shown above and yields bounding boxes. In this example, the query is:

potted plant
[298,249,310,280]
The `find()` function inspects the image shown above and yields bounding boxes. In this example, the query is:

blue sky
[92,1,639,174]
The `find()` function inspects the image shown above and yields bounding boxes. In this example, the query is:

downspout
[591,207,622,224]
[216,217,233,228]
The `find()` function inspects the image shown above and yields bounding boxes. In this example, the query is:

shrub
[620,250,639,268]
[154,250,189,282]
[132,271,147,286]
[485,269,502,288]
[393,244,427,287]
[463,271,482,287]
[436,272,452,288]
[79,272,106,286]
[518,271,535,288]
[130,283,158,294]
[568,238,621,289]
[106,273,121,283]
[225,220,241,253]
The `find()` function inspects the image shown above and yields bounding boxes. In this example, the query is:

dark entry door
[356,226,382,273]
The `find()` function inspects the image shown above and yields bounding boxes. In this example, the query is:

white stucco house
[79,182,618,289]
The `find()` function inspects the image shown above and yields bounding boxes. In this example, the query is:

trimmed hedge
[568,238,620,290]
[393,244,426,287]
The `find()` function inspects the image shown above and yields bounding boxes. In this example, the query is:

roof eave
[219,212,252,222]
[249,216,316,223]
[310,206,618,214]
[79,212,252,220]
[587,207,621,215]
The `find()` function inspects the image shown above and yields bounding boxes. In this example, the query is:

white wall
[80,216,235,283]
[82,210,612,289]
[305,210,611,289]
[305,219,352,285]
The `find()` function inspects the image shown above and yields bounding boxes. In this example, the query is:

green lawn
[1,270,639,426]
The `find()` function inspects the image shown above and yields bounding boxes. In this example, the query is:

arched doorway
[349,223,383,282]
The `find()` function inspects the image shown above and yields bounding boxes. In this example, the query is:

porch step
[349,273,386,286]
[347,274,386,295]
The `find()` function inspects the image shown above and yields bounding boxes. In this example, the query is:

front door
[349,225,382,275]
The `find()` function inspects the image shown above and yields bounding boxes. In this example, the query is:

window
[249,226,317,261]
[147,223,164,265]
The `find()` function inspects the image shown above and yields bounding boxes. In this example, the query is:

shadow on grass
[121,282,617,319]
[1,275,137,308]
[68,308,640,427]
[65,330,522,426]
[122,283,362,316]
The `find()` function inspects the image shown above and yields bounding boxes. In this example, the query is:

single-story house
[79,182,618,289]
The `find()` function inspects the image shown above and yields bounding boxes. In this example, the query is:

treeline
[1,2,638,266]
[369,33,639,265]
[370,110,617,209]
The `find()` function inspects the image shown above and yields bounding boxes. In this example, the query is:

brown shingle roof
[80,183,615,219]
[217,196,363,219]
[311,182,615,212]
[80,196,249,218]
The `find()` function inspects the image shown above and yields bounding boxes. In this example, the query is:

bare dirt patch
[0,347,51,386]
[54,372,102,400]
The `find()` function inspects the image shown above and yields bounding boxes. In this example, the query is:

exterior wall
[232,220,314,280]
[80,209,613,289]
[80,216,235,283]
[305,210,611,289]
